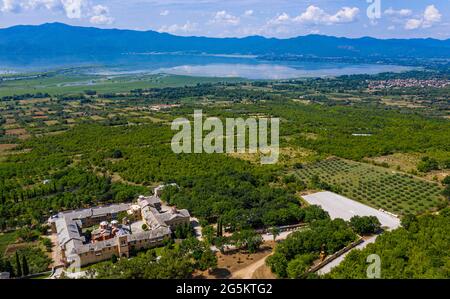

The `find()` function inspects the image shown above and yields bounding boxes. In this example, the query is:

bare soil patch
[194,243,275,279]
[44,120,59,126]
[32,115,49,120]
[0,144,18,152]
[252,263,276,279]
[366,153,421,172]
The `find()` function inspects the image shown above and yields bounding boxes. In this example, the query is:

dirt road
[231,253,273,279]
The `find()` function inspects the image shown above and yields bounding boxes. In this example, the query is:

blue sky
[0,0,449,39]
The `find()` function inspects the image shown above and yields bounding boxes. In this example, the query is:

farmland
[0,70,244,97]
[0,68,449,279]
[295,158,444,215]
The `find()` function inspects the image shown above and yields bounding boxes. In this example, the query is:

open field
[0,71,245,97]
[295,158,444,215]
[365,153,422,172]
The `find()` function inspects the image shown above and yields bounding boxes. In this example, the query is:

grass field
[0,232,17,255]
[0,71,245,97]
[295,158,444,215]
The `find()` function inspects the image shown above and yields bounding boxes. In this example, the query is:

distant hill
[1,22,450,59]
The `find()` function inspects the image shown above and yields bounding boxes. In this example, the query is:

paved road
[261,226,309,242]
[317,235,377,275]
[191,217,203,241]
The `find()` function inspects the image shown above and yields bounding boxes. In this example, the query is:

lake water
[0,53,413,79]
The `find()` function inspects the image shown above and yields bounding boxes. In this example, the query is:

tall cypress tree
[15,252,22,277]
[22,256,29,277]
[4,260,14,277]
[217,218,223,237]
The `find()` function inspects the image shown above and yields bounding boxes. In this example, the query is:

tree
[286,254,316,279]
[417,157,439,172]
[329,210,450,279]
[268,219,357,278]
[111,254,118,264]
[0,258,14,277]
[216,219,223,237]
[174,223,193,239]
[304,205,330,223]
[41,237,53,252]
[17,227,39,242]
[214,236,228,254]
[4,260,14,277]
[22,256,29,277]
[15,252,22,277]
[232,229,263,253]
[442,176,450,186]
[198,249,217,272]
[112,149,123,159]
[443,185,450,200]
[180,237,205,261]
[202,225,215,244]
[266,252,288,278]
[269,227,281,242]
[442,176,450,200]
[309,175,332,190]
[349,216,381,235]
[401,214,418,230]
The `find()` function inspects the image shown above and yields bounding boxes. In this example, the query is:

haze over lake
[0,53,412,79]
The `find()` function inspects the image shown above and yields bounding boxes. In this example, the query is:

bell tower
[117,235,129,258]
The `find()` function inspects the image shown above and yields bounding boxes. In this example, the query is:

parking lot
[302,191,400,230]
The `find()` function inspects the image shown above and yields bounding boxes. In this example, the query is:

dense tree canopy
[328,209,450,278]
[349,216,381,235]
[267,218,357,278]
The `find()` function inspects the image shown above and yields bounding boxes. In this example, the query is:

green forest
[328,209,450,278]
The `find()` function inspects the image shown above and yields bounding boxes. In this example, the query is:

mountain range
[1,22,450,59]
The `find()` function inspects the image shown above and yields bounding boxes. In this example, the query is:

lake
[0,53,413,79]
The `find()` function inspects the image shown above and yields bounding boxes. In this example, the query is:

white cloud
[244,9,253,16]
[60,0,85,19]
[404,5,441,30]
[90,14,113,24]
[405,18,422,30]
[0,0,71,17]
[160,9,169,16]
[0,0,114,22]
[384,8,412,17]
[293,5,328,24]
[423,5,441,28]
[1,0,24,12]
[267,12,289,25]
[89,4,113,24]
[267,5,359,27]
[158,21,197,34]
[328,7,359,24]
[210,10,240,26]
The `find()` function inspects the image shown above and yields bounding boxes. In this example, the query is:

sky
[0,0,449,39]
